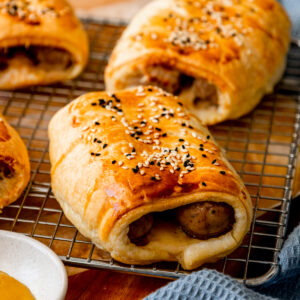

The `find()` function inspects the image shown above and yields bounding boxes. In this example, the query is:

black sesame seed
[132,168,139,173]
[163,108,167,111]
[157,162,161,166]
[161,113,166,117]
[182,145,186,149]
[90,152,95,156]
[150,161,155,165]
[175,147,178,152]
[126,153,131,156]
[112,160,116,164]
[103,144,108,149]
[202,154,207,158]
[165,162,170,165]
[200,144,204,147]
[91,102,97,106]
[220,171,226,175]
[181,123,186,127]
[177,167,181,171]
[141,121,146,125]
[212,159,217,164]
[202,182,207,187]
[178,102,183,106]
[207,135,210,140]
[199,147,204,151]
[93,138,97,143]
[99,99,106,105]
[130,133,135,137]
[188,125,194,129]
[179,139,184,142]
[132,148,136,153]
[95,153,101,157]
[184,160,190,167]
[162,133,167,137]
[170,113,174,117]
[151,176,157,181]
[148,88,153,92]
[94,121,100,125]
[155,127,162,132]
[134,126,139,129]
[107,100,113,105]
[136,131,143,136]
[97,140,102,144]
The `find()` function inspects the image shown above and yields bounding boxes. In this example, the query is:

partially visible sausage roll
[0,0,89,89]
[49,86,252,270]
[0,115,30,210]
[105,0,290,125]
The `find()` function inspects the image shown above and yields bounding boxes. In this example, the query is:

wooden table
[64,1,300,299]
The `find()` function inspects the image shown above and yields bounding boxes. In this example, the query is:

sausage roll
[0,0,89,89]
[0,115,30,210]
[49,86,252,270]
[105,0,291,125]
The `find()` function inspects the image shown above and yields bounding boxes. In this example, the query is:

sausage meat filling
[128,214,154,246]
[0,161,14,180]
[127,201,235,245]
[177,202,235,240]
[125,66,218,107]
[0,46,74,72]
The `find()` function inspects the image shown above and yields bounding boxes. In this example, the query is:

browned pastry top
[107,0,290,93]
[51,86,249,237]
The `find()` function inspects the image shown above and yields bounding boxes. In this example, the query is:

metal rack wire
[0,19,299,285]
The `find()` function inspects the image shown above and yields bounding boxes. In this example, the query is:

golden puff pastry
[49,86,252,270]
[0,0,89,89]
[105,0,291,125]
[0,115,30,210]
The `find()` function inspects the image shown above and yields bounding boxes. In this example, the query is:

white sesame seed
[118,161,124,166]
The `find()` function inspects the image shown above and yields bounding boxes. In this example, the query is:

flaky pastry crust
[105,0,290,125]
[0,0,89,89]
[49,86,252,269]
[0,115,30,209]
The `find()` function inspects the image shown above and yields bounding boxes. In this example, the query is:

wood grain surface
[64,1,300,299]
[66,270,168,300]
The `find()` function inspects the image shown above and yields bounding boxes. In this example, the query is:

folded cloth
[145,224,300,300]
[280,0,300,38]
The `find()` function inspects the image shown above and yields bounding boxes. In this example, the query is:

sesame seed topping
[202,182,207,187]
[220,171,226,175]
[112,160,116,164]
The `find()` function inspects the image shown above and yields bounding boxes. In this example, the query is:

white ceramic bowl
[0,230,68,300]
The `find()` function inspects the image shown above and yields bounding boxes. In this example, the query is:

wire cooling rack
[0,19,299,285]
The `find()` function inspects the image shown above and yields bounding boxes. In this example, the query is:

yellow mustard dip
[0,271,35,300]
